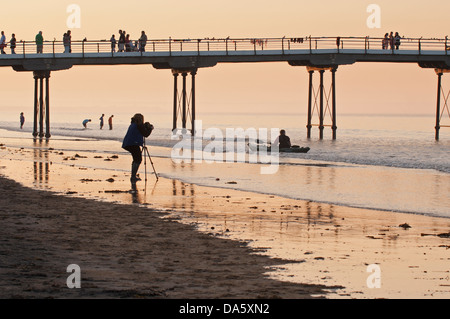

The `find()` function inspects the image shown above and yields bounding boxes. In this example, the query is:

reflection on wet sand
[33,139,50,187]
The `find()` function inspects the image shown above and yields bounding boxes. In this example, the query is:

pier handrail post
[226,38,228,55]
[418,38,421,55]
[309,36,312,54]
[23,40,25,58]
[82,40,85,58]
[169,37,172,56]
[446,36,448,55]
[282,37,285,55]
[52,40,55,58]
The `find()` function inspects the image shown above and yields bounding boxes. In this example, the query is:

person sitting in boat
[275,129,291,149]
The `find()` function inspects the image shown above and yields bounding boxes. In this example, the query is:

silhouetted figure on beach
[99,114,105,129]
[0,31,6,54]
[275,130,292,149]
[36,31,44,53]
[82,119,91,128]
[122,113,153,183]
[10,34,16,54]
[108,115,114,130]
[20,112,25,129]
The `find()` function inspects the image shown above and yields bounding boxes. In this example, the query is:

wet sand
[0,176,332,299]
[0,138,449,298]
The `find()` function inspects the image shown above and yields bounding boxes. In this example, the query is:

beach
[0,134,449,299]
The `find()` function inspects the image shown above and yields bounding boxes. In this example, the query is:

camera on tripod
[141,122,158,182]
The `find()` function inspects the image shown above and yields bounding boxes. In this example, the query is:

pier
[0,36,449,139]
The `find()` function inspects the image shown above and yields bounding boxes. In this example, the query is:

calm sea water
[0,111,449,218]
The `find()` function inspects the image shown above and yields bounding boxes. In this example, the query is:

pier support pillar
[33,71,51,138]
[435,70,442,140]
[191,69,197,136]
[182,72,187,130]
[307,70,314,138]
[319,70,325,140]
[172,73,178,132]
[331,67,337,140]
[172,68,198,136]
[434,69,450,140]
[306,66,338,140]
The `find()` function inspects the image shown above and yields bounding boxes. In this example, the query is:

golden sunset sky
[0,0,449,119]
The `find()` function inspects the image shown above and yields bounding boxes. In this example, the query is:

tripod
[141,139,159,182]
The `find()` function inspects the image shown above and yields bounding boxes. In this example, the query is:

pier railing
[3,36,449,57]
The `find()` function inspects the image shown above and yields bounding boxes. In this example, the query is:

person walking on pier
[10,33,16,54]
[0,31,6,54]
[20,112,25,129]
[36,31,44,53]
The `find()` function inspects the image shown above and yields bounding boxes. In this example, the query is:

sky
[0,0,449,122]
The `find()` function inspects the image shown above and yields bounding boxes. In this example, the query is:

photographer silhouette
[122,114,157,183]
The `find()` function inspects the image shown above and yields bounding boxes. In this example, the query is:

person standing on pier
[20,112,25,129]
[394,32,401,50]
[382,33,389,50]
[389,32,394,50]
[63,31,72,53]
[118,30,125,52]
[0,31,6,54]
[110,34,116,52]
[125,34,131,52]
[36,31,44,53]
[10,33,16,54]
[108,115,114,130]
[139,31,147,52]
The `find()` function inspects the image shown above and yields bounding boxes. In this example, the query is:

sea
[0,111,449,219]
